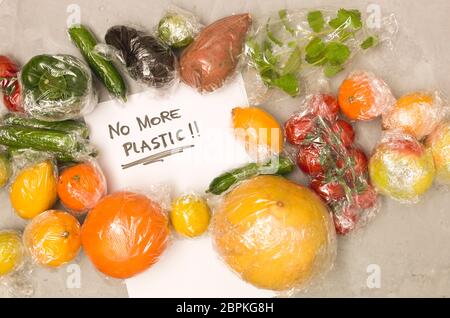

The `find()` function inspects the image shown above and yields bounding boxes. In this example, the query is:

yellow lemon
[0,231,24,276]
[212,175,336,291]
[10,160,58,219]
[171,194,211,238]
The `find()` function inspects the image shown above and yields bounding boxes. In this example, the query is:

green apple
[369,135,435,202]
[426,120,450,185]
[0,231,24,276]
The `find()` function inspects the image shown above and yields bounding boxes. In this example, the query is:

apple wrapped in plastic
[426,120,450,185]
[369,132,435,203]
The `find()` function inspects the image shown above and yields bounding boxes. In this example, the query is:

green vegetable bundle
[246,8,385,97]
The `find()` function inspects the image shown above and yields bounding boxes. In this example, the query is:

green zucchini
[0,125,86,161]
[206,156,294,195]
[68,24,127,101]
[3,114,90,139]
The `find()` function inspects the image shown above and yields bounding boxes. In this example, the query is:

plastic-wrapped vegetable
[369,131,435,203]
[426,120,450,185]
[0,55,23,112]
[285,93,379,235]
[81,191,170,279]
[23,210,81,267]
[20,54,96,121]
[245,8,396,97]
[104,26,177,89]
[57,160,107,215]
[157,5,202,49]
[180,13,252,93]
[382,91,447,140]
[212,175,336,292]
[338,70,396,121]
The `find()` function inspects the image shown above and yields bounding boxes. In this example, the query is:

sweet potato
[180,14,252,93]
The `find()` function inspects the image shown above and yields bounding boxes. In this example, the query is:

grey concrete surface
[0,0,449,297]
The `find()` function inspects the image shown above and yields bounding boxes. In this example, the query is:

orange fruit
[232,106,283,159]
[23,210,81,267]
[382,92,444,140]
[57,162,107,214]
[338,71,395,121]
[81,192,169,279]
[212,175,336,291]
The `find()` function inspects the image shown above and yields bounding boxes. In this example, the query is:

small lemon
[10,160,58,219]
[171,194,211,238]
[0,231,24,276]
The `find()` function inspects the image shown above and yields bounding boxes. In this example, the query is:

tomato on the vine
[309,93,339,122]
[310,177,346,203]
[284,114,316,146]
[297,144,328,176]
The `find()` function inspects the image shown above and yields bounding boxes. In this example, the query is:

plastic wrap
[369,131,436,203]
[9,152,58,220]
[103,25,177,89]
[170,193,211,238]
[81,191,170,279]
[23,210,81,267]
[57,160,107,215]
[0,230,33,297]
[180,13,252,93]
[285,93,379,235]
[382,91,447,140]
[212,175,336,292]
[245,8,397,99]
[338,70,396,121]
[426,120,450,185]
[0,115,97,163]
[157,5,202,49]
[20,54,97,121]
[232,106,283,162]
[0,55,23,112]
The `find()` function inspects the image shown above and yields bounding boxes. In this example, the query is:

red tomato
[297,144,327,176]
[331,119,355,148]
[309,93,339,122]
[284,114,316,145]
[337,147,368,177]
[2,81,23,112]
[310,177,346,203]
[0,56,19,79]
[333,204,359,235]
[353,184,377,209]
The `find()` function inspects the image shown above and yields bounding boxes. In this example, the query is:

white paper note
[84,76,275,298]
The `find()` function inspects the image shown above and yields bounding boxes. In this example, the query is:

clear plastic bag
[369,131,436,203]
[23,210,81,268]
[81,191,170,279]
[156,5,202,49]
[284,93,380,235]
[382,91,447,140]
[102,25,178,89]
[0,55,23,112]
[20,54,97,121]
[245,8,397,101]
[338,70,396,121]
[211,174,336,292]
[179,13,252,93]
[426,120,450,185]
[57,159,107,215]
[0,230,34,297]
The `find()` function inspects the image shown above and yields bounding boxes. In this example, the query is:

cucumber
[0,126,84,161]
[68,24,127,101]
[207,156,294,195]
[3,114,90,138]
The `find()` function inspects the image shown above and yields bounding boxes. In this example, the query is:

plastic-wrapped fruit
[23,210,81,267]
[212,175,336,291]
[81,192,169,279]
[232,107,283,159]
[297,144,327,176]
[382,91,446,140]
[339,70,396,121]
[57,162,107,214]
[171,194,211,238]
[0,231,25,276]
[284,114,316,146]
[308,94,339,122]
[426,120,450,184]
[10,160,57,219]
[369,132,435,203]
